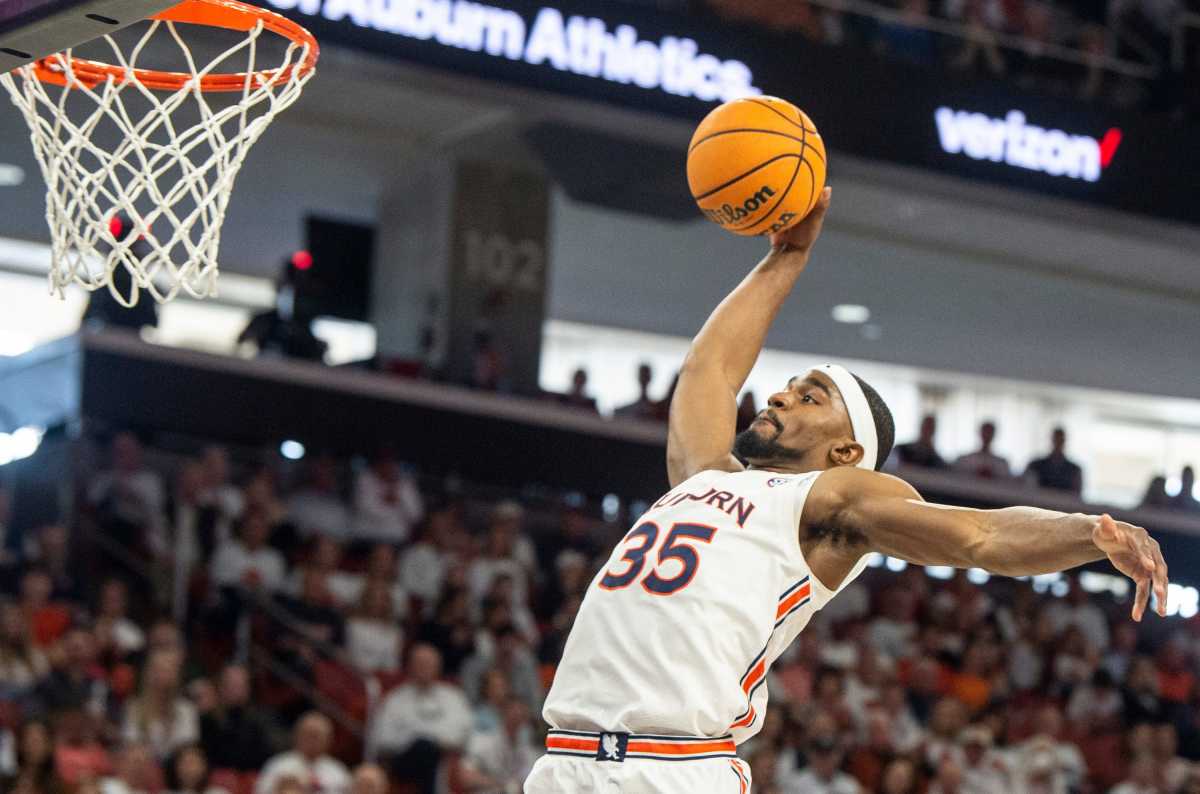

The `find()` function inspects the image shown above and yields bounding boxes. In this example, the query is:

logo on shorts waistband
[597,732,628,762]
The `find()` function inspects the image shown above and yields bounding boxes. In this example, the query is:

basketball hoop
[1,0,318,305]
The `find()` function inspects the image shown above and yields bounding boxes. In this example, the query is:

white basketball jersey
[542,468,868,745]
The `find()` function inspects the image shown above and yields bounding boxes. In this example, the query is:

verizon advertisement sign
[264,0,760,103]
[935,107,1122,183]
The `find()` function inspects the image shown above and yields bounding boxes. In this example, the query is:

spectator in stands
[1101,621,1138,683]
[18,567,71,649]
[614,363,658,421]
[94,578,145,660]
[1012,705,1085,792]
[163,462,220,614]
[1109,752,1158,794]
[957,725,1009,793]
[237,256,328,363]
[789,721,861,793]
[1045,575,1110,652]
[165,744,227,794]
[461,623,542,714]
[473,669,512,732]
[1152,722,1190,793]
[370,643,471,794]
[467,501,537,608]
[285,536,357,610]
[946,0,1007,75]
[273,568,345,684]
[27,524,84,604]
[925,755,963,794]
[867,585,918,659]
[344,579,402,675]
[1066,669,1123,734]
[559,367,598,413]
[954,421,1012,480]
[1139,475,1171,509]
[0,600,48,702]
[894,414,948,469]
[883,758,916,794]
[36,628,110,717]
[286,454,349,539]
[198,664,277,773]
[874,0,938,63]
[100,743,159,794]
[470,328,510,393]
[352,448,423,544]
[4,719,67,794]
[537,501,599,575]
[197,445,242,531]
[1170,466,1200,512]
[400,501,463,610]
[845,708,898,791]
[255,712,350,794]
[1025,427,1084,494]
[121,647,199,761]
[53,708,112,787]
[416,589,476,676]
[349,764,388,794]
[459,696,540,793]
[1122,656,1165,725]
[88,432,166,546]
[209,508,286,595]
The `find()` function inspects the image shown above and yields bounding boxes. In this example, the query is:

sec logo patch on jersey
[767,477,791,487]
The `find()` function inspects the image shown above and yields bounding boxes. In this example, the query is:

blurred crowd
[0,426,1199,794]
[893,413,1200,514]
[701,0,1198,115]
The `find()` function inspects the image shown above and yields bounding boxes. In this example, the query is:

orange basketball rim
[28,0,319,91]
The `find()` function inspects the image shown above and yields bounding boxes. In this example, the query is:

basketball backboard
[0,0,179,71]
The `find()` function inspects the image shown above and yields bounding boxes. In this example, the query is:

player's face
[733,371,858,469]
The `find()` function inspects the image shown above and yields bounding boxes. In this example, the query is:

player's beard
[733,420,806,463]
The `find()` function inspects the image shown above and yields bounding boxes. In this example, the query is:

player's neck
[746,458,827,475]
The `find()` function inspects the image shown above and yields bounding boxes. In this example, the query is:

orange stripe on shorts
[627,739,736,755]
[546,736,599,752]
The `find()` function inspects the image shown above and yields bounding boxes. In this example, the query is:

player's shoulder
[805,466,922,517]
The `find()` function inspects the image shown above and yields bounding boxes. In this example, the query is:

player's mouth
[754,412,782,431]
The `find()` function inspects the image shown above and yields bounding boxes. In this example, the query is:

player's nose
[767,392,791,410]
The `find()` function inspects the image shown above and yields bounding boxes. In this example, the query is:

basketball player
[523,187,1169,793]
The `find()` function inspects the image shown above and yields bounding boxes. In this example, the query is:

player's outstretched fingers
[1150,537,1169,617]
[1133,573,1149,622]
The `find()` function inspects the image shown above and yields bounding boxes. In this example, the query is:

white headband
[815,364,879,470]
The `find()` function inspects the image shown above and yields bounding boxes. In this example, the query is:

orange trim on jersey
[775,582,812,620]
[546,736,599,752]
[730,705,756,729]
[626,739,736,755]
[741,659,766,694]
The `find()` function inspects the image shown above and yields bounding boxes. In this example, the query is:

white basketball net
[0,17,314,305]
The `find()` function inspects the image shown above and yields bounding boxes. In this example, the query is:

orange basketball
[687,96,827,237]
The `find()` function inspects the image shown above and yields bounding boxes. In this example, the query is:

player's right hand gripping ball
[687,96,827,237]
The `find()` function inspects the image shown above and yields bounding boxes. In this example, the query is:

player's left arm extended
[810,467,1169,621]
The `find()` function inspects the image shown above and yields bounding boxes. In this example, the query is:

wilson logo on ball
[702,185,776,226]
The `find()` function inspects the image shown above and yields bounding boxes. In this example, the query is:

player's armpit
[666,358,744,487]
[804,467,983,569]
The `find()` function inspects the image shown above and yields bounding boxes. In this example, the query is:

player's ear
[829,439,864,468]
